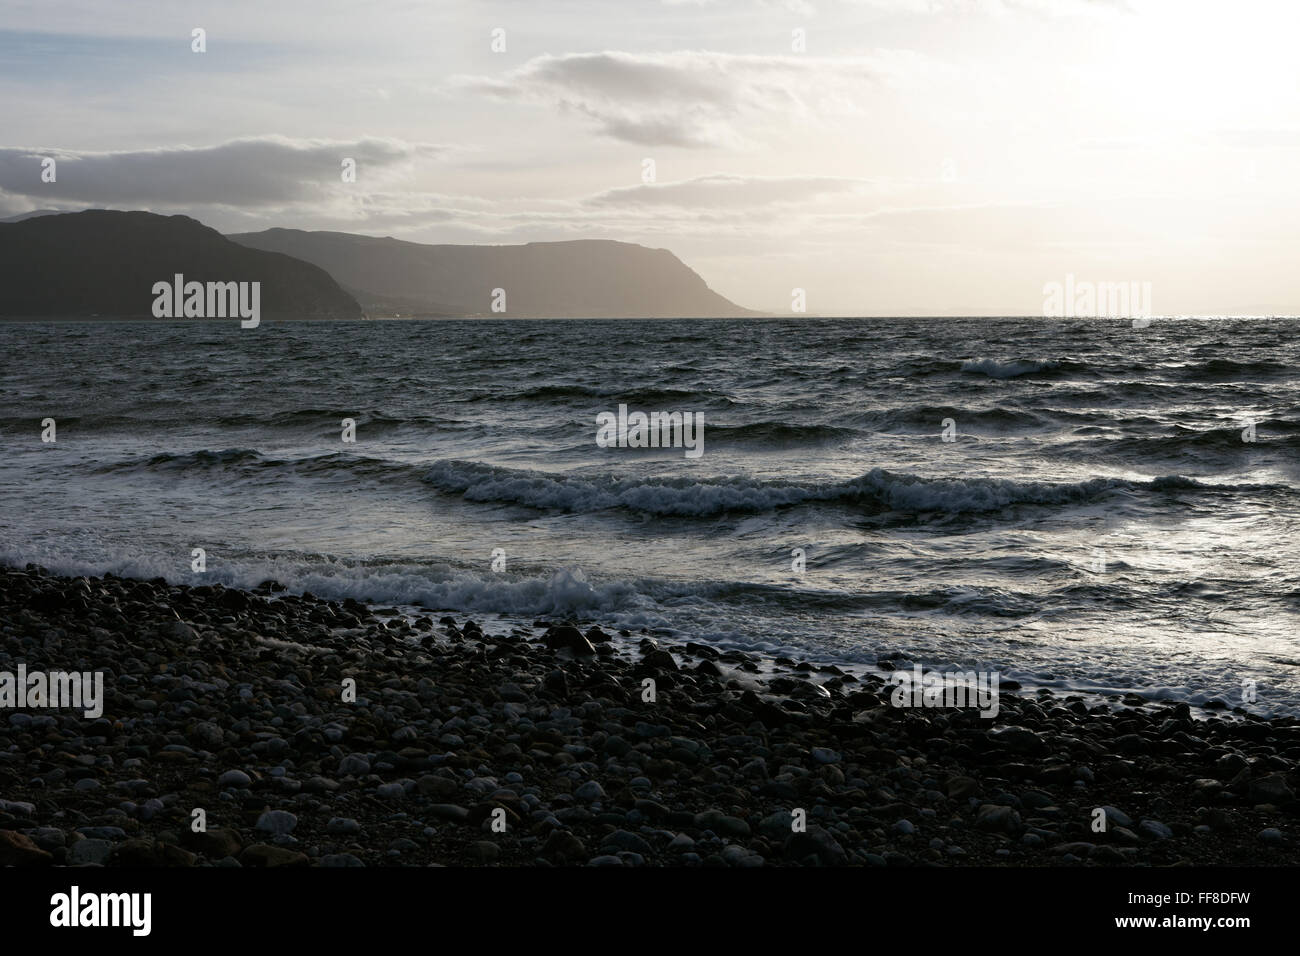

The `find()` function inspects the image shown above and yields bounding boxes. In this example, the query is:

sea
[2,317,1298,714]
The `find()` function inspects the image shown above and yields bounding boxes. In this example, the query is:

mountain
[0,209,67,223]
[228,229,759,318]
[0,211,363,318]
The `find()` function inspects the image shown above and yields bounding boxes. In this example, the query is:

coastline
[1,563,1296,867]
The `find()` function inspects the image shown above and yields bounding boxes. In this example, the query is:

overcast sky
[3,0,1299,315]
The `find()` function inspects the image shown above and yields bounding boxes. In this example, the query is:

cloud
[839,0,1130,14]
[1215,129,1300,149]
[0,136,447,205]
[452,49,943,148]
[661,0,1129,15]
[588,173,880,208]
[0,149,949,246]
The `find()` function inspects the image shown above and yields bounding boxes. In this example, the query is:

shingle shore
[1,564,1296,867]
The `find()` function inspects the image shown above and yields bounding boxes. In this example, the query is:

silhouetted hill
[0,211,362,318]
[228,229,758,318]
[0,209,66,223]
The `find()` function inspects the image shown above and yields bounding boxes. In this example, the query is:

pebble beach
[1,563,1297,868]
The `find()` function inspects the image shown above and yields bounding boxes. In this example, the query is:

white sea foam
[422,460,1232,517]
[5,542,1297,716]
[961,357,1059,379]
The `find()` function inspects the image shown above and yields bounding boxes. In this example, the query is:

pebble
[337,754,371,776]
[975,804,1021,834]
[256,810,298,835]
[67,839,114,866]
[0,830,52,865]
[540,830,586,862]
[426,804,470,822]
[574,781,606,802]
[1138,820,1173,841]
[1250,775,1294,803]
[217,770,252,789]
[1100,806,1133,828]
[77,826,127,840]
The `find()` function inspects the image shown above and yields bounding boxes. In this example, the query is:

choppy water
[3,317,1299,713]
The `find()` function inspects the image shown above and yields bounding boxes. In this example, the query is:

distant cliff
[0,211,363,318]
[229,228,759,318]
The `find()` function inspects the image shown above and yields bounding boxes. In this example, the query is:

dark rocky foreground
[0,563,1297,868]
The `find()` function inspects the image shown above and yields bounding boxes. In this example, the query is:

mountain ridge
[228,227,760,318]
[0,211,363,319]
[0,210,761,319]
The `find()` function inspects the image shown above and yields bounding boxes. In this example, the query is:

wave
[1171,422,1298,444]
[85,446,1293,521]
[0,548,654,622]
[960,357,1063,379]
[94,448,424,481]
[514,384,602,401]
[128,447,264,469]
[207,408,473,431]
[467,384,739,407]
[0,542,1187,638]
[1052,423,1300,462]
[421,460,1269,519]
[2,409,475,437]
[15,543,1299,719]
[957,356,1293,384]
[1171,358,1293,381]
[865,405,1047,431]
[703,421,860,446]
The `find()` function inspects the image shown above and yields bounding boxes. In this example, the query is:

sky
[2,0,1300,315]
